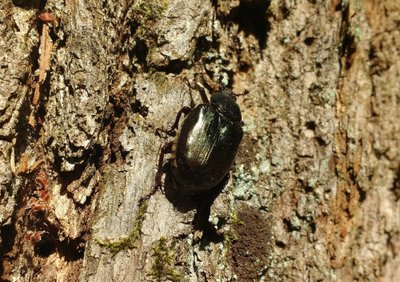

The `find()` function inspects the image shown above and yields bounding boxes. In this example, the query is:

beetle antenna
[233,89,249,97]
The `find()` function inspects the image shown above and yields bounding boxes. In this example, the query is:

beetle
[154,84,244,193]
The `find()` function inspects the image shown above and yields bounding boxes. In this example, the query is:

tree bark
[1,0,399,281]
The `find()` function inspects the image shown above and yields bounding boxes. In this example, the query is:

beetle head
[211,90,242,122]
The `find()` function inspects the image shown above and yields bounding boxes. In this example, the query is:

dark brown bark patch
[230,204,272,281]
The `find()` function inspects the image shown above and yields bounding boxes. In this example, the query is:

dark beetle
[155,87,243,193]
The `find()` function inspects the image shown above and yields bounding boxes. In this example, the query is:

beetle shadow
[163,164,227,243]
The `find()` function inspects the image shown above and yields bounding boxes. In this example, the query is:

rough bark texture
[1,0,399,281]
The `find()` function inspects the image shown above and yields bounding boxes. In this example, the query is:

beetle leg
[166,106,191,136]
[139,141,174,204]
[154,141,174,191]
[155,106,191,137]
[195,82,210,104]
[195,65,221,93]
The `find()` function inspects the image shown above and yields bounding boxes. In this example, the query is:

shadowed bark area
[0,0,399,281]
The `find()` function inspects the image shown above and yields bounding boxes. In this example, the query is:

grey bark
[0,0,399,281]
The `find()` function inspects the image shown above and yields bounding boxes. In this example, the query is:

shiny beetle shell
[171,89,243,192]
